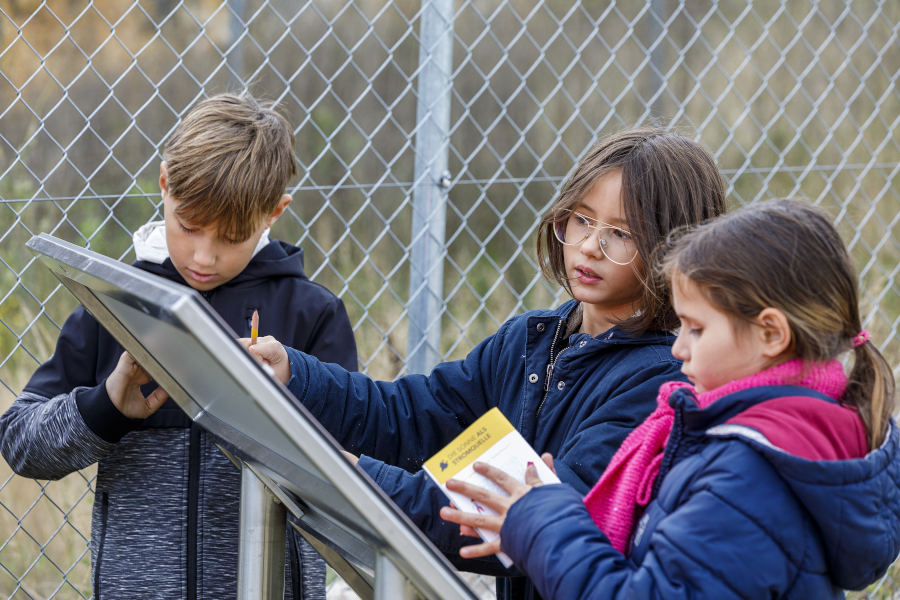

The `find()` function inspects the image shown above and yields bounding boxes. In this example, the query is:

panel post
[237,462,286,599]
[375,552,420,600]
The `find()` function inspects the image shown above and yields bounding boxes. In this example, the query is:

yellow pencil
[250,309,259,346]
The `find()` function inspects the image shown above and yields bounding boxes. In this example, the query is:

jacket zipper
[289,531,303,597]
[94,491,109,599]
[185,290,212,600]
[536,318,566,418]
[187,423,200,600]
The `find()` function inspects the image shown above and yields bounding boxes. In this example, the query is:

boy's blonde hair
[163,93,297,242]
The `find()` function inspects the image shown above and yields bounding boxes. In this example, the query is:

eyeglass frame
[551,209,639,266]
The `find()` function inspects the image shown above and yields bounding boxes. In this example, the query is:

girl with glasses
[442,200,900,599]
[245,128,727,600]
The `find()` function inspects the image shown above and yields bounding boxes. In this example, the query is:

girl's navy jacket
[501,383,900,599]
[0,234,357,600]
[282,299,684,600]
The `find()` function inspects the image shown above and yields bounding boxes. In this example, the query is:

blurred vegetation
[0,0,898,597]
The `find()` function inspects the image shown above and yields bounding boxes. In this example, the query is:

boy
[0,93,357,599]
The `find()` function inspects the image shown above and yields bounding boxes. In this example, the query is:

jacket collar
[534,300,676,347]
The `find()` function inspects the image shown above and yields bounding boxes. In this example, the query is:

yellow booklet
[423,407,560,567]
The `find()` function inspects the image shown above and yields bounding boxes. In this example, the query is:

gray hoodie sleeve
[1,388,118,479]
[0,307,130,479]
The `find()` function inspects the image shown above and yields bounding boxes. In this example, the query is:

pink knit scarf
[583,359,848,554]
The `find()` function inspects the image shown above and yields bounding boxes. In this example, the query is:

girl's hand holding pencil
[238,334,292,384]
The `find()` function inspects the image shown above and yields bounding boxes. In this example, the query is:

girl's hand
[238,335,291,384]
[341,450,360,466]
[439,453,554,559]
[105,351,169,419]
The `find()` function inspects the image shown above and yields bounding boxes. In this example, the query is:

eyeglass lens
[552,210,637,265]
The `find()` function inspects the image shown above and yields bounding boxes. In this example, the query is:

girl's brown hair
[537,127,726,334]
[661,199,895,448]
[163,93,297,242]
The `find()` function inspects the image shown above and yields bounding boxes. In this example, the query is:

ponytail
[845,340,896,449]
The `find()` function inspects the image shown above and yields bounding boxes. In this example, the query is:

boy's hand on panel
[440,453,554,559]
[238,335,291,384]
[106,351,169,419]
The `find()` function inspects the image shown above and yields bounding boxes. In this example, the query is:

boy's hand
[105,351,169,419]
[239,335,291,384]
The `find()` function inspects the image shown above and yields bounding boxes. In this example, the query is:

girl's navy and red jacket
[281,298,684,600]
[500,384,900,599]
[0,232,357,600]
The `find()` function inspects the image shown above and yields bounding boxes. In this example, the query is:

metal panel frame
[26,233,476,600]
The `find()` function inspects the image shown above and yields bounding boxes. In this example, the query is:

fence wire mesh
[0,0,898,598]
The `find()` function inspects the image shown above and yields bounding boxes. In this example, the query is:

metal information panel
[27,233,477,600]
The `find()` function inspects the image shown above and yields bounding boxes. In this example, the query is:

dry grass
[848,561,900,599]
[0,385,93,599]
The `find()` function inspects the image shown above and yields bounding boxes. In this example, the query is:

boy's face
[160,163,290,291]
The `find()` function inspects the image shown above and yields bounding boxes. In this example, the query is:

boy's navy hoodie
[0,222,358,600]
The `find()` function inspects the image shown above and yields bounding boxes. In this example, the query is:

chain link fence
[0,0,897,597]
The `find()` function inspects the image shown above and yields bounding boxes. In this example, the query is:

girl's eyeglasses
[552,209,638,265]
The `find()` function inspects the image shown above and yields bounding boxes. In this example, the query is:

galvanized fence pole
[228,0,246,89]
[407,0,454,375]
[647,0,667,119]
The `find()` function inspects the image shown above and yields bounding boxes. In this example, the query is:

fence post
[227,0,246,87]
[407,0,454,375]
[647,0,666,119]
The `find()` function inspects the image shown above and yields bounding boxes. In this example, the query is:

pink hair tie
[852,329,871,348]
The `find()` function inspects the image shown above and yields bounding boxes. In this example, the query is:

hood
[689,379,900,591]
[754,420,900,590]
[132,220,272,264]
[131,220,307,288]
